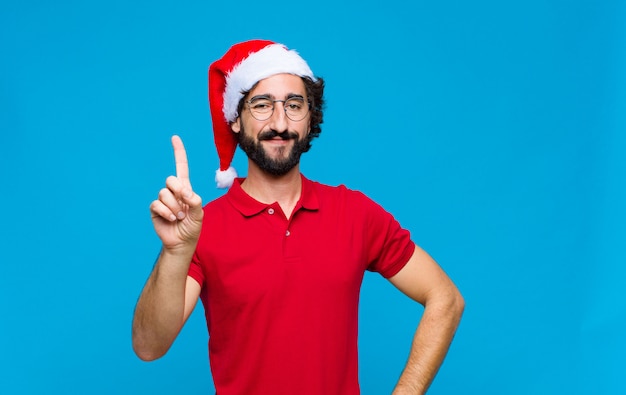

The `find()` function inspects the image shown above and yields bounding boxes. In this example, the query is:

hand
[149,135,204,252]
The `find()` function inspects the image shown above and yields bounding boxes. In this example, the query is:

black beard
[237,128,311,176]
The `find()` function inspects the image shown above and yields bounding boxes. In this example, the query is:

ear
[231,118,241,134]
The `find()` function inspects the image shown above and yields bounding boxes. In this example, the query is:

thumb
[182,188,203,222]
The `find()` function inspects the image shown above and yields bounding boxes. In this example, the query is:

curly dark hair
[235,76,325,152]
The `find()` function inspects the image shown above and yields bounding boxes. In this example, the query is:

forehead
[249,73,306,97]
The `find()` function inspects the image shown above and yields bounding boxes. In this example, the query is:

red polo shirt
[188,175,415,395]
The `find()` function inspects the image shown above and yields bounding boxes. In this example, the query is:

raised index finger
[171,135,190,182]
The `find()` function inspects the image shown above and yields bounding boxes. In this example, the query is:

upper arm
[182,275,202,323]
[388,245,462,306]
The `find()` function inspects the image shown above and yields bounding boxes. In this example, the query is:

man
[132,40,464,394]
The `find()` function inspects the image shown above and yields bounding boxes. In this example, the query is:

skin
[132,74,464,394]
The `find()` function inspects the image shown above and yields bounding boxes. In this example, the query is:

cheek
[239,118,262,137]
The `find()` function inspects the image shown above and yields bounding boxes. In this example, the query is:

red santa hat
[208,39,316,188]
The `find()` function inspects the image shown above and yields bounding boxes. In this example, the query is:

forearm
[393,290,464,394]
[132,248,194,360]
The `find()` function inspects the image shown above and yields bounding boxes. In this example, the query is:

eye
[249,99,273,112]
[285,98,305,110]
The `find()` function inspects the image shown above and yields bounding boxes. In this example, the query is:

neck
[241,162,303,219]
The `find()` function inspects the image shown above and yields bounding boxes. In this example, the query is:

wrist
[161,243,195,258]
[157,243,197,271]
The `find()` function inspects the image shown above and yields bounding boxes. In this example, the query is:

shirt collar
[226,174,319,217]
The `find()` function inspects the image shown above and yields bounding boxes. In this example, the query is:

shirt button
[285,230,291,237]
[268,208,275,215]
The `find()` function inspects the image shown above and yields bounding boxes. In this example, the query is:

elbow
[446,287,465,329]
[451,284,465,312]
[132,332,168,362]
[134,347,164,362]
[445,284,465,316]
[133,342,167,362]
[453,290,465,321]
[429,285,465,324]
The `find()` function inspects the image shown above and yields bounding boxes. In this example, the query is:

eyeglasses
[245,95,310,122]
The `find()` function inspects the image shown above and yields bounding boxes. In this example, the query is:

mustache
[258,130,298,141]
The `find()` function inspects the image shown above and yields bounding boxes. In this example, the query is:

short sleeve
[187,249,205,286]
[359,193,415,278]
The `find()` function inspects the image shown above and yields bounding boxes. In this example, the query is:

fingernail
[183,189,192,199]
[177,211,185,220]
[169,214,177,221]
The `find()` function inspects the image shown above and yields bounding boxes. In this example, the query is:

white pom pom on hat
[215,166,238,189]
[208,39,316,188]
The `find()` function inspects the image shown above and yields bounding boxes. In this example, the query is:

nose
[268,101,288,132]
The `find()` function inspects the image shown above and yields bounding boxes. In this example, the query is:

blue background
[1,1,625,393]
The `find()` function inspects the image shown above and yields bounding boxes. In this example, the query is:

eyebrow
[248,93,306,101]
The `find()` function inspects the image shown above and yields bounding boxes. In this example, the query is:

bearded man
[132,40,464,395]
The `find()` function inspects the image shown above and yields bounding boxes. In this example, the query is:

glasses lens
[284,98,308,121]
[248,98,273,121]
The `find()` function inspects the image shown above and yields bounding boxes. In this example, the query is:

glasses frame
[245,96,310,122]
